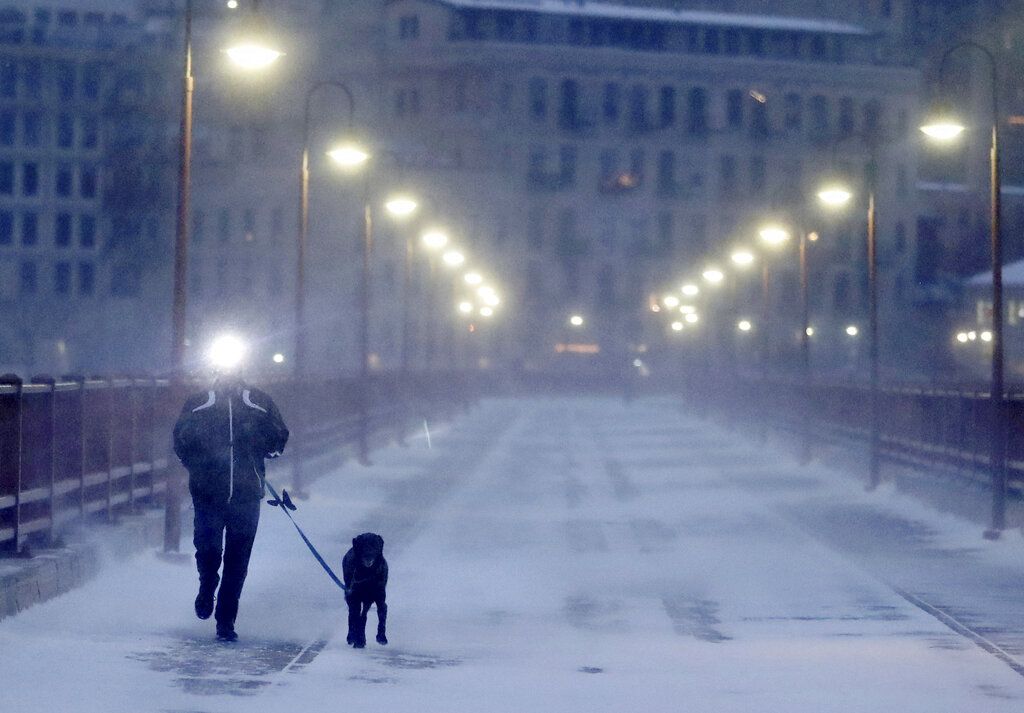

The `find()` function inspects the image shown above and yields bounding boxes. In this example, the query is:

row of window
[17,259,95,296]
[0,160,98,199]
[0,110,98,149]
[188,258,284,299]
[0,57,104,100]
[0,210,96,248]
[445,10,852,64]
[191,206,288,245]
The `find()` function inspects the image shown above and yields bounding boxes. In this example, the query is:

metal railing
[0,372,479,554]
[684,372,1024,491]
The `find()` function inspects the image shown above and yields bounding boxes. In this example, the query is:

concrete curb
[0,509,165,621]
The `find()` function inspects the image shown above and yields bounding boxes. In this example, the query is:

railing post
[163,382,183,553]
[1,376,24,554]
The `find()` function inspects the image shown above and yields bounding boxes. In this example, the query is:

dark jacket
[173,381,289,505]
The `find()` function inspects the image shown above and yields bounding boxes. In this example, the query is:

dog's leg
[375,593,388,645]
[346,596,359,646]
[353,600,369,648]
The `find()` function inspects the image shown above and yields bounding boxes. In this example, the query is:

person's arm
[254,389,289,458]
[172,396,203,469]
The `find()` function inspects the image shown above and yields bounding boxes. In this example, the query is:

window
[863,99,882,140]
[559,145,577,187]
[726,90,744,130]
[783,93,802,131]
[22,162,37,196]
[58,11,77,27]
[21,212,36,244]
[79,215,95,247]
[750,100,769,140]
[839,96,855,135]
[398,15,420,40]
[0,58,15,97]
[0,161,12,193]
[599,148,619,187]
[810,95,829,136]
[559,79,579,129]
[20,260,36,294]
[79,115,98,149]
[218,208,230,242]
[23,112,40,146]
[22,59,40,98]
[602,82,620,124]
[750,156,766,195]
[80,165,96,198]
[658,86,675,127]
[0,110,13,145]
[57,114,73,148]
[724,29,742,55]
[56,165,72,197]
[629,84,648,131]
[54,261,71,294]
[657,150,676,196]
[703,28,720,54]
[56,61,74,100]
[0,210,11,244]
[687,87,708,135]
[55,213,71,246]
[78,261,94,295]
[528,77,547,120]
[82,63,100,99]
[719,155,737,195]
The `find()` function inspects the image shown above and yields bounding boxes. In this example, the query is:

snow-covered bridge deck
[3,397,1024,712]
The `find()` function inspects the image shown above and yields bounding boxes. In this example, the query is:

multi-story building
[0,0,174,375]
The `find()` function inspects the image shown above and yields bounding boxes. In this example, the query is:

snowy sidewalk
[2,397,1024,712]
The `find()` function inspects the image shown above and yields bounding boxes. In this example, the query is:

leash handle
[265,479,347,592]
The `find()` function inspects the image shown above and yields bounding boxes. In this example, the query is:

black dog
[343,532,388,648]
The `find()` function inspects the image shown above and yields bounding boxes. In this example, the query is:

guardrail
[684,372,1024,491]
[0,372,478,555]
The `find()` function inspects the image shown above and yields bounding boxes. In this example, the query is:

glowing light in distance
[272,352,285,364]
[480,306,494,317]
[663,294,680,308]
[483,293,500,307]
[731,250,755,267]
[702,268,725,284]
[845,325,859,337]
[227,0,238,8]
[477,286,497,300]
[956,332,969,343]
[685,313,699,324]
[651,304,661,313]
[464,272,483,286]
[224,43,283,70]
[681,284,700,297]
[458,301,473,314]
[327,145,370,168]
[818,186,853,207]
[737,320,752,332]
[805,326,815,337]
[808,232,820,242]
[385,196,418,217]
[671,321,684,332]
[442,250,465,267]
[569,314,584,327]
[422,230,448,250]
[209,335,246,369]
[679,305,696,315]
[920,120,965,142]
[759,226,790,245]
[968,331,978,341]
[981,331,993,342]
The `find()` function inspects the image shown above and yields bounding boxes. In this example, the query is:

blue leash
[264,479,346,593]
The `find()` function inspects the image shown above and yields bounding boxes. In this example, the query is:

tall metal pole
[358,176,373,465]
[867,187,881,490]
[401,233,413,374]
[799,229,812,465]
[759,261,771,442]
[426,256,437,369]
[988,102,1007,537]
[165,0,194,553]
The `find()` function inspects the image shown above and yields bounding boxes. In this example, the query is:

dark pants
[193,498,260,628]
[346,586,387,645]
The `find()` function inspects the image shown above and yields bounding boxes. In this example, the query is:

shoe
[194,585,215,620]
[376,633,388,646]
[216,624,238,642]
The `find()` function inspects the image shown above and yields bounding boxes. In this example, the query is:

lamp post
[921,41,1006,538]
[294,81,359,494]
[421,229,449,369]
[166,0,281,551]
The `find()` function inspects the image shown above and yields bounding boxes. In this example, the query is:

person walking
[172,348,288,642]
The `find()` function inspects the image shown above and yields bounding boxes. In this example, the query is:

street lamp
[166,0,279,552]
[921,41,1006,537]
[570,314,584,327]
[702,268,725,285]
[681,283,700,297]
[464,271,483,286]
[442,250,465,267]
[731,249,755,267]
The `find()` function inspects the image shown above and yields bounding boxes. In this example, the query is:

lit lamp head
[326,144,370,169]
[458,301,474,315]
[730,249,755,268]
[663,294,681,309]
[442,250,465,268]
[702,268,725,285]
[385,196,418,218]
[817,183,853,208]
[569,314,584,327]
[681,283,700,297]
[920,98,966,142]
[759,225,790,247]
[464,272,483,286]
[421,229,448,250]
